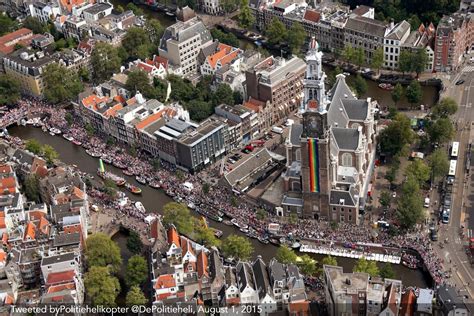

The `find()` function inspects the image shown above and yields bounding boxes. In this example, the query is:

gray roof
[53,232,81,247]
[160,18,212,51]
[289,123,303,146]
[385,20,411,40]
[237,262,255,292]
[252,257,271,300]
[224,148,273,188]
[437,285,468,313]
[282,196,304,207]
[332,128,360,150]
[345,16,387,38]
[41,252,76,266]
[268,258,286,284]
[198,41,219,64]
[285,161,301,178]
[166,118,191,132]
[330,189,356,206]
[327,75,355,128]
[341,99,369,121]
[83,3,112,15]
[13,149,34,166]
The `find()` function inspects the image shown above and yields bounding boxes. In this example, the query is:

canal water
[8,126,429,287]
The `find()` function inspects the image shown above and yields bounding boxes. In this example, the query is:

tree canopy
[266,18,287,45]
[24,174,41,203]
[276,245,297,264]
[396,176,424,229]
[91,42,122,83]
[122,27,153,60]
[352,74,368,97]
[222,234,254,261]
[431,97,458,119]
[43,63,83,104]
[125,286,146,306]
[0,74,21,106]
[428,149,450,180]
[125,69,155,99]
[378,113,414,156]
[125,255,148,287]
[391,83,403,106]
[287,22,306,55]
[371,47,384,73]
[85,233,122,273]
[238,0,255,30]
[126,230,143,254]
[162,202,195,235]
[405,80,423,106]
[84,266,120,306]
[427,118,454,145]
[297,254,317,276]
[380,263,395,279]
[145,19,164,47]
[23,17,46,34]
[405,159,431,186]
[194,219,221,248]
[0,14,18,36]
[210,28,240,47]
[353,257,379,277]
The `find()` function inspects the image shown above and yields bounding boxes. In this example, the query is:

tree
[238,0,255,30]
[85,123,95,136]
[289,213,298,224]
[125,255,148,287]
[221,0,238,15]
[379,191,391,208]
[379,263,395,279]
[202,182,210,194]
[78,67,90,82]
[85,233,122,273]
[24,174,40,202]
[125,69,155,99]
[276,245,297,264]
[398,50,412,74]
[210,28,239,47]
[222,234,254,260]
[23,17,46,34]
[287,22,306,55]
[42,144,58,165]
[122,27,152,60]
[371,47,384,74]
[428,149,449,181]
[25,139,43,154]
[391,83,403,106]
[145,19,164,47]
[342,46,354,64]
[353,47,365,68]
[256,209,266,221]
[126,286,146,306]
[43,63,83,104]
[212,83,234,107]
[396,176,424,229]
[408,14,422,30]
[353,257,379,277]
[297,254,317,276]
[116,5,125,13]
[427,118,454,144]
[352,74,368,97]
[126,231,143,254]
[0,74,21,105]
[85,266,120,307]
[321,255,338,266]
[378,113,414,155]
[405,159,431,186]
[266,18,287,46]
[126,3,144,16]
[432,97,458,119]
[233,90,243,105]
[91,42,122,83]
[405,80,422,107]
[0,15,18,36]
[412,49,429,76]
[162,202,194,235]
[194,219,221,248]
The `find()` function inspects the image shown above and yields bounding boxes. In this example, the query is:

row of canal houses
[149,224,311,315]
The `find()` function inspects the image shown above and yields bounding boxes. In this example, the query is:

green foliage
[23,16,46,34]
[405,159,430,186]
[238,0,255,29]
[116,5,125,13]
[413,49,429,75]
[256,209,266,221]
[266,18,287,45]
[213,83,234,107]
[25,139,42,154]
[221,0,239,14]
[0,74,21,106]
[125,286,146,306]
[42,144,58,165]
[222,234,254,260]
[85,266,120,307]
[233,90,243,105]
[202,182,210,194]
[427,118,454,144]
[289,213,298,224]
[352,74,368,97]
[78,67,90,82]
[145,19,164,47]
[126,231,143,254]
[125,69,155,99]
[126,3,144,16]
[85,123,95,136]
[122,27,152,60]
[391,83,403,106]
[398,50,412,74]
[353,48,365,67]
[380,263,396,279]
[431,97,458,119]
[342,45,354,63]
[24,174,40,203]
[0,14,19,36]
[125,255,148,287]
[321,255,337,266]
[85,233,122,273]
[405,80,422,106]
[371,47,384,72]
[287,22,306,54]
[428,149,449,180]
[163,202,194,235]
[297,254,317,276]
[210,28,239,47]
[25,140,58,165]
[276,245,297,264]
[379,191,391,207]
[396,176,424,229]
[378,113,414,155]
[91,42,122,83]
[43,63,83,104]
[408,14,422,29]
[194,219,221,248]
[353,257,379,277]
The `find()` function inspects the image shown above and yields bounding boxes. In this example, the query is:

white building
[383,20,411,70]
[28,1,61,24]
[199,0,222,15]
[236,262,258,304]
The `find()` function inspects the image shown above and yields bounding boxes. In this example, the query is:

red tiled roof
[288,301,310,315]
[154,274,176,289]
[0,218,5,230]
[38,216,50,235]
[400,289,416,316]
[104,103,123,118]
[0,165,13,173]
[0,249,6,263]
[28,210,46,221]
[226,297,240,305]
[47,270,76,285]
[135,110,164,130]
[0,28,33,54]
[197,251,208,278]
[72,186,85,200]
[4,295,14,305]
[81,95,108,111]
[24,222,36,241]
[167,226,180,247]
[152,55,168,69]
[47,283,75,293]
[35,166,49,178]
[136,62,156,73]
[181,237,194,257]
[243,97,266,113]
[303,9,321,23]
[0,177,17,195]
[184,261,196,273]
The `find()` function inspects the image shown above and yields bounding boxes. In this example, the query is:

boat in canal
[97,170,126,186]
[223,219,233,226]
[214,229,223,238]
[62,134,74,141]
[269,238,280,246]
[123,169,134,176]
[72,139,82,146]
[135,201,146,213]
[136,176,147,185]
[378,83,394,91]
[126,183,142,194]
[258,236,270,244]
[291,241,301,249]
[149,180,161,189]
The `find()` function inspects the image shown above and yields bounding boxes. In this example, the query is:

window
[342,153,352,167]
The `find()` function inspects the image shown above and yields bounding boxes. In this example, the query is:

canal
[8,126,430,287]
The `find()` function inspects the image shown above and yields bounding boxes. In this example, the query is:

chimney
[346,278,351,285]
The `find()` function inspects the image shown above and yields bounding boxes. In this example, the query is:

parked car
[455,79,465,85]
[441,210,450,224]
[430,229,438,241]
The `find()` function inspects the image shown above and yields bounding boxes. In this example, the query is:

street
[435,61,474,301]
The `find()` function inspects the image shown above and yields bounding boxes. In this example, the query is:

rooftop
[178,119,223,146]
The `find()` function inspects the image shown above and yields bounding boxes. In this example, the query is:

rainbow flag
[99,159,105,173]
[308,138,320,193]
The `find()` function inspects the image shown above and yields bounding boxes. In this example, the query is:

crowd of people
[1,99,448,286]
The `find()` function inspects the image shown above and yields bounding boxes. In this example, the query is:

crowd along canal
[8,126,430,287]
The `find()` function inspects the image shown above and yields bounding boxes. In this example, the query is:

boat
[50,127,61,135]
[258,236,269,244]
[165,190,176,197]
[113,161,127,169]
[223,220,233,226]
[187,202,196,210]
[149,181,161,189]
[86,150,102,158]
[214,229,223,238]
[126,183,142,194]
[378,83,394,91]
[240,227,249,234]
[269,238,280,246]
[135,201,146,213]
[291,242,301,249]
[72,140,82,146]
[123,169,134,176]
[20,119,27,126]
[97,170,126,186]
[62,134,74,141]
[231,218,241,228]
[136,176,147,185]
[49,131,55,136]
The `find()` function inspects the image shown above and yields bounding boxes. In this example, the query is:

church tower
[300,37,330,219]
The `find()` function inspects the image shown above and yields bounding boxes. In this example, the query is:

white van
[424,197,430,208]
[271,126,283,134]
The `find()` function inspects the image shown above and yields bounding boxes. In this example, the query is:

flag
[99,159,105,173]
[165,81,172,102]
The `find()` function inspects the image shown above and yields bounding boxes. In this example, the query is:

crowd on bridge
[1,98,449,286]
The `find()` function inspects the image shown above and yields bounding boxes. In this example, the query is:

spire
[309,36,319,51]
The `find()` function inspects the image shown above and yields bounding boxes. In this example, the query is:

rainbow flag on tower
[308,139,320,193]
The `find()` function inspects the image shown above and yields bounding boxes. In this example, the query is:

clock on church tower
[303,110,327,139]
